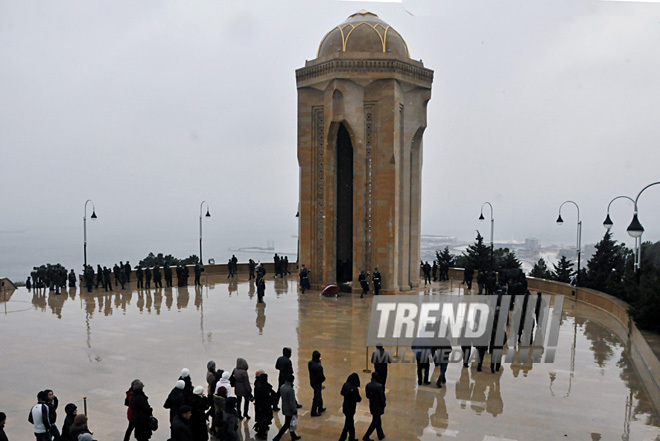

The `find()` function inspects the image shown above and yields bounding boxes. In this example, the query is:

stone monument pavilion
[296,10,433,293]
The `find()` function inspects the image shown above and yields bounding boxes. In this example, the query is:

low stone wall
[449,267,660,414]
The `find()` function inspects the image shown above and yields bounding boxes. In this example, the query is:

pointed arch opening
[336,122,353,283]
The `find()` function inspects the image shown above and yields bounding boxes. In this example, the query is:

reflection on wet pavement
[1,276,659,441]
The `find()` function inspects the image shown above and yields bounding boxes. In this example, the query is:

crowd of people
[10,258,539,441]
[6,345,398,441]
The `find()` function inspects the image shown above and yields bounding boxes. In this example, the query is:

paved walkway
[1,276,658,440]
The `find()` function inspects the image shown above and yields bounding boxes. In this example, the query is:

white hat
[180,368,190,378]
[193,385,205,396]
[176,380,185,390]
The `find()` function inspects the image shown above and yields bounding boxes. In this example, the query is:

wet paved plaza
[1,275,659,441]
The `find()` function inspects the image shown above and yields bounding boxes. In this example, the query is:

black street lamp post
[556,200,581,287]
[199,201,211,264]
[479,202,494,270]
[83,199,97,268]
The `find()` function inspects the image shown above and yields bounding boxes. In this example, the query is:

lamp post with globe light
[199,201,211,264]
[603,194,637,270]
[556,200,581,287]
[625,182,660,274]
[479,202,494,270]
[83,199,97,268]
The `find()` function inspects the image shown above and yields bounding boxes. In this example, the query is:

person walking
[272,375,301,441]
[59,404,77,441]
[194,263,203,287]
[274,347,298,411]
[232,358,252,420]
[308,350,326,416]
[338,373,361,441]
[170,405,193,441]
[164,380,186,422]
[153,265,162,289]
[253,370,275,440]
[423,261,432,285]
[44,389,60,441]
[463,265,474,290]
[190,386,209,441]
[371,344,392,388]
[220,398,239,441]
[372,268,382,295]
[123,380,139,441]
[362,372,386,441]
[299,265,310,294]
[206,361,217,397]
[28,391,51,441]
[412,337,432,385]
[131,380,154,441]
[136,267,144,289]
[358,270,369,298]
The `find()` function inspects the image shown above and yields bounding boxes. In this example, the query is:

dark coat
[340,373,362,416]
[308,351,325,387]
[220,398,239,441]
[254,373,274,425]
[189,394,209,441]
[232,358,251,397]
[275,348,293,383]
[164,387,185,422]
[60,404,77,441]
[279,381,297,417]
[365,380,386,416]
[170,414,193,441]
[131,390,153,440]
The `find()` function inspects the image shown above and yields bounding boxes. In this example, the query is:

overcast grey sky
[1,0,660,271]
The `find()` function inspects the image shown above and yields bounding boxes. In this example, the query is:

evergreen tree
[463,231,491,271]
[552,255,574,283]
[629,241,660,332]
[435,247,454,267]
[529,258,553,279]
[583,231,632,299]
[493,248,521,270]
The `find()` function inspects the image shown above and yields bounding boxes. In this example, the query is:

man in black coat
[164,264,173,287]
[299,265,310,294]
[164,381,186,422]
[103,267,113,292]
[463,265,474,290]
[338,373,361,441]
[372,268,382,296]
[362,372,386,441]
[130,381,153,441]
[253,370,274,440]
[423,261,432,285]
[273,347,298,411]
[371,344,392,388]
[308,350,326,416]
[412,337,432,385]
[153,266,162,289]
[170,405,192,441]
[144,267,152,289]
[193,264,203,287]
[136,267,144,289]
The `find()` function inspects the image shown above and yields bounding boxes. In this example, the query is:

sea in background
[0,225,298,282]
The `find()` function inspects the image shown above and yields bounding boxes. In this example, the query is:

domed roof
[317,10,410,59]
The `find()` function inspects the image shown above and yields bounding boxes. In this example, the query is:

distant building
[525,238,539,251]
